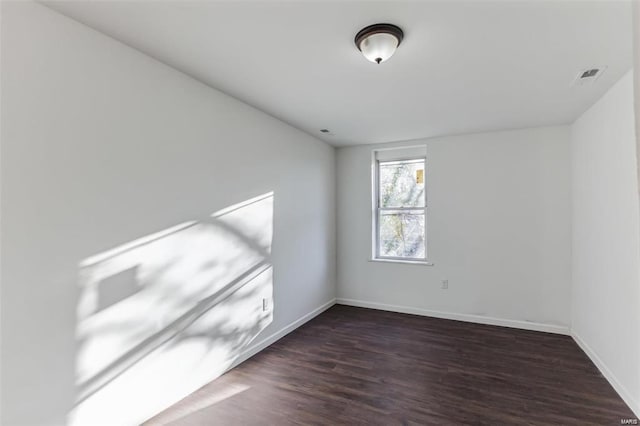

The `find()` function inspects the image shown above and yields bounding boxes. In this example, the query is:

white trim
[228,298,336,370]
[216,296,640,419]
[336,298,569,335]
[214,296,640,418]
[571,331,640,418]
[368,258,434,266]
[373,155,428,262]
[374,145,427,162]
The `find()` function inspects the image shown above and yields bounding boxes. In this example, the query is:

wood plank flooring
[147,305,635,425]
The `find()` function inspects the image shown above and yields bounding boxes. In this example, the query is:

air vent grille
[573,67,606,86]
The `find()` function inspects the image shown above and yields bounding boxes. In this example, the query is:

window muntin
[375,158,426,261]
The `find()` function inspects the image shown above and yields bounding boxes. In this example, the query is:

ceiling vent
[573,67,606,86]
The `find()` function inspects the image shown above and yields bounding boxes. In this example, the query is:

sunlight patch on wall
[69,192,274,426]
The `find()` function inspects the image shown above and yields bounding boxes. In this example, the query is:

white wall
[634,3,640,191]
[337,126,572,332]
[3,1,636,424]
[0,2,335,425]
[571,70,640,416]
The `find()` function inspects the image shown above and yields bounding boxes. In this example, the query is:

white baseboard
[336,298,570,335]
[221,297,640,418]
[229,298,337,370]
[571,331,640,418]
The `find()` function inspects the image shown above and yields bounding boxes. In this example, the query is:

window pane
[378,210,425,259]
[379,159,425,208]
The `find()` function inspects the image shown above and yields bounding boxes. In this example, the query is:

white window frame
[371,154,432,265]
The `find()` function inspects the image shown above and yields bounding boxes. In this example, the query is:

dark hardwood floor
[147,305,635,425]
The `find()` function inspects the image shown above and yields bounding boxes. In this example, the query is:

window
[373,155,427,262]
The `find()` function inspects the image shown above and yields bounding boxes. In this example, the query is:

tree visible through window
[376,158,426,260]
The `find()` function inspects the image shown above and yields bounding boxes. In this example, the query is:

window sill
[369,258,435,266]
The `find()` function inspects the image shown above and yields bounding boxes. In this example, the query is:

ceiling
[43,1,632,147]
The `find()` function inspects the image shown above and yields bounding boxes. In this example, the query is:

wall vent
[573,66,606,86]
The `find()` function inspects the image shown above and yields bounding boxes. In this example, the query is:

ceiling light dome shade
[355,23,404,64]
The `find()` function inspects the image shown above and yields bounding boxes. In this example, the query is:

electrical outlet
[262,298,270,311]
[441,279,449,290]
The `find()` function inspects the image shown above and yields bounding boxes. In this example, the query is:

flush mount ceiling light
[354,23,404,64]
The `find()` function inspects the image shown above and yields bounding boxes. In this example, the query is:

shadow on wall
[68,192,275,426]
